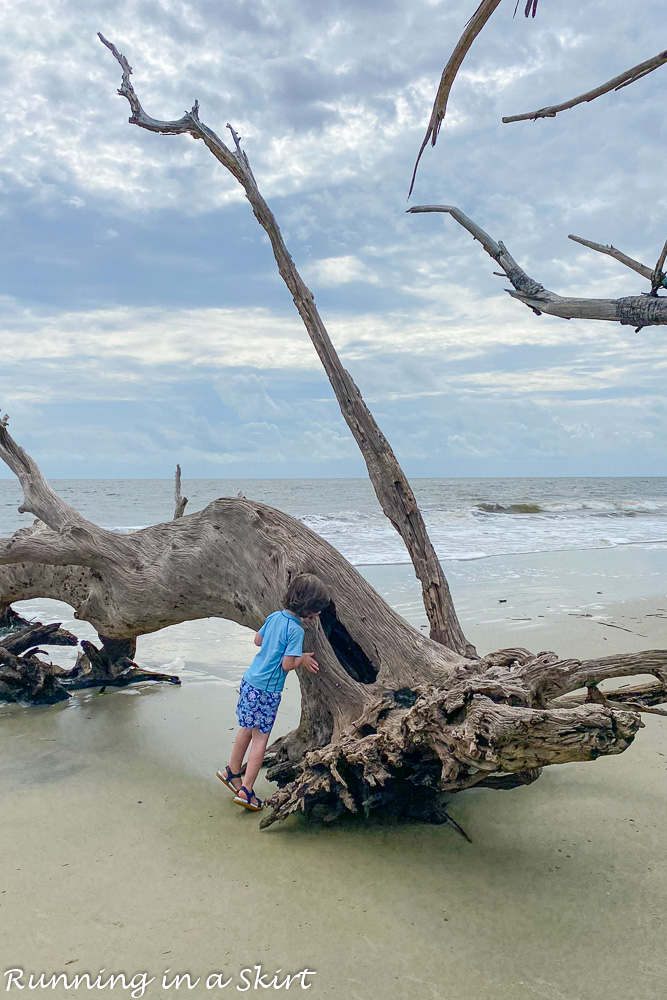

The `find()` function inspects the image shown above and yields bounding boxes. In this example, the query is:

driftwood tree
[1,36,666,830]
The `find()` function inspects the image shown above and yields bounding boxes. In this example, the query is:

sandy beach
[2,549,666,1000]
[2,0,666,993]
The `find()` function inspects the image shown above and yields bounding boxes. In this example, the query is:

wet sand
[1,550,667,999]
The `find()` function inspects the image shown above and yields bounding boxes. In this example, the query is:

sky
[1,0,666,479]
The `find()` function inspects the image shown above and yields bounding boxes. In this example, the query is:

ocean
[1,476,666,566]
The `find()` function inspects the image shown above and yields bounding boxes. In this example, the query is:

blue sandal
[216,765,242,794]
[233,786,263,811]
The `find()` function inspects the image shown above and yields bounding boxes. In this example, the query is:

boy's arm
[254,617,269,647]
[282,653,319,674]
[283,620,318,672]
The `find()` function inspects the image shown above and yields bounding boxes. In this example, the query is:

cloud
[303,255,380,286]
[0,0,665,477]
[1,289,666,477]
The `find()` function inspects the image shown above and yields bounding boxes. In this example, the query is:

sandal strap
[225,766,243,779]
[239,785,261,806]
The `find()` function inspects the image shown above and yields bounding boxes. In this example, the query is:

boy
[217,572,331,811]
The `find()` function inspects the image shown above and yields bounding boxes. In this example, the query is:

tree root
[0,621,181,705]
[261,647,662,828]
[0,603,33,635]
[65,637,181,693]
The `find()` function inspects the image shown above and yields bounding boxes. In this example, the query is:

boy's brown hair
[283,573,331,618]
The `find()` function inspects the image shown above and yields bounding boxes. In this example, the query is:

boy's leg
[241,728,271,793]
[228,727,253,789]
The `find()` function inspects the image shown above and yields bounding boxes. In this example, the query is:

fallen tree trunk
[0,463,194,702]
[262,644,665,827]
[0,416,462,730]
[1,419,665,824]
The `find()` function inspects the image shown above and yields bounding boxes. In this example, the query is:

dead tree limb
[0,628,178,704]
[99,34,473,658]
[568,235,655,283]
[0,621,78,656]
[503,49,667,124]
[0,621,77,705]
[652,239,667,295]
[173,464,188,519]
[408,8,662,190]
[408,0,542,195]
[408,0,503,197]
[0,646,71,705]
[408,204,667,330]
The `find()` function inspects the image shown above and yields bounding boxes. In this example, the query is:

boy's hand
[301,652,319,674]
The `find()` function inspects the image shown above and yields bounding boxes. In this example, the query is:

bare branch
[408,205,667,329]
[531,648,667,714]
[173,464,188,519]
[0,415,142,571]
[563,649,667,694]
[0,414,108,568]
[408,203,501,255]
[0,414,81,530]
[408,0,503,197]
[101,36,475,657]
[651,238,667,295]
[568,235,654,282]
[503,48,667,124]
[553,677,667,715]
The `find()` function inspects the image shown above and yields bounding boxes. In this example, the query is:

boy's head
[283,573,331,619]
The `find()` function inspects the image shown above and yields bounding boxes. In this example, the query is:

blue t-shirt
[243,610,304,694]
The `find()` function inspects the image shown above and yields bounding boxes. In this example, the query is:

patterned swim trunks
[236,678,282,733]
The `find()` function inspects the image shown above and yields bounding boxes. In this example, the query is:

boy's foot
[233,786,263,811]
[216,766,243,793]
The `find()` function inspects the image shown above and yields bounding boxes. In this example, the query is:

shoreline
[362,545,667,659]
